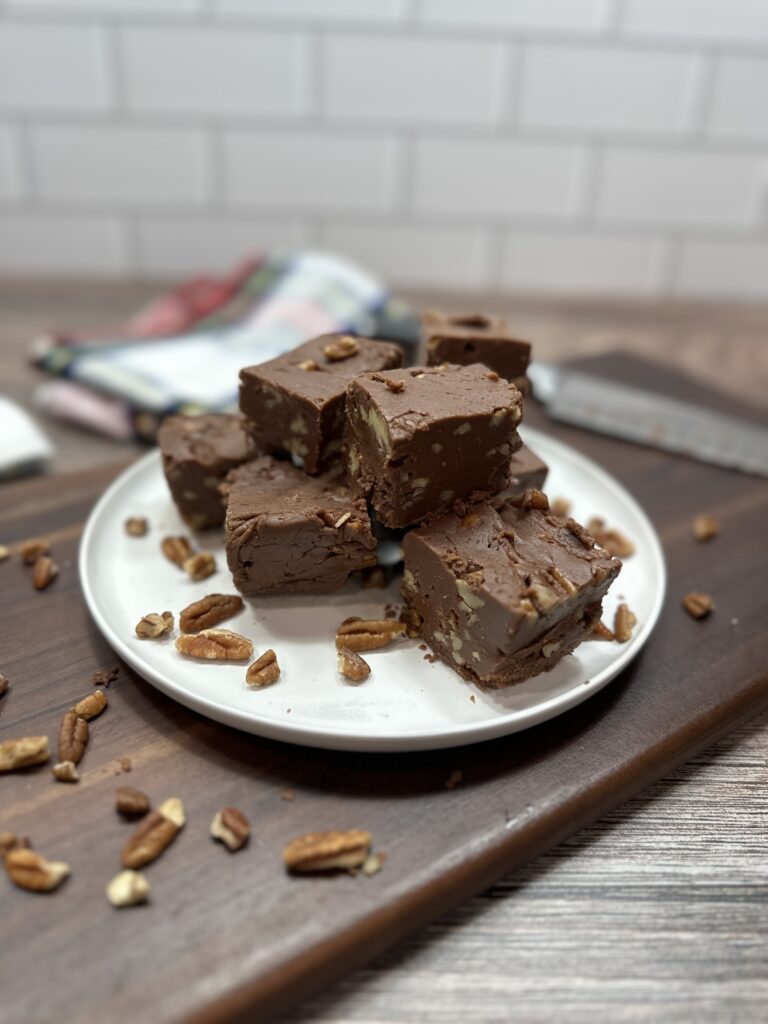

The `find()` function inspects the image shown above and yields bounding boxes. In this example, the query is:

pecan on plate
[683,592,715,619]
[210,807,250,852]
[4,848,69,892]
[125,517,148,537]
[246,649,280,687]
[71,689,108,721]
[613,602,637,643]
[322,335,359,362]
[337,648,370,683]
[183,552,216,582]
[121,797,185,869]
[135,611,174,639]
[179,593,243,633]
[32,555,59,591]
[106,869,150,908]
[586,517,635,558]
[116,786,150,818]
[161,535,193,568]
[283,829,372,873]
[0,736,50,772]
[58,711,89,764]
[335,617,405,652]
[176,629,253,662]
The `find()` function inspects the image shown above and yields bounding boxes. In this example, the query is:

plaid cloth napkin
[34,250,418,442]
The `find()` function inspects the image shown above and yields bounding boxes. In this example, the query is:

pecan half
[125,516,148,537]
[106,869,150,908]
[121,797,185,869]
[32,555,59,591]
[176,629,253,661]
[692,514,720,542]
[20,538,49,565]
[337,648,370,683]
[179,593,244,633]
[322,335,359,362]
[183,552,216,582]
[58,711,89,764]
[71,689,108,721]
[5,848,69,892]
[135,611,174,639]
[161,535,193,567]
[683,592,715,619]
[335,618,405,652]
[587,517,635,558]
[52,760,79,783]
[613,602,637,643]
[283,829,371,873]
[116,786,150,818]
[210,807,250,851]
[0,736,50,772]
[246,649,280,687]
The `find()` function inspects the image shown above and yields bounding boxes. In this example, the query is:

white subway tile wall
[0,0,766,297]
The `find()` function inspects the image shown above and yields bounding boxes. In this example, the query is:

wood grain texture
[1,282,767,1023]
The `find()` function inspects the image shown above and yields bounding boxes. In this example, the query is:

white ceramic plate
[80,427,665,752]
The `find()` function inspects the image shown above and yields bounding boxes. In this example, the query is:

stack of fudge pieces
[158,312,621,689]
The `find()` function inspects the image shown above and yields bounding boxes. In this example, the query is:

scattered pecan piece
[0,545,9,562]
[0,673,9,698]
[511,488,549,511]
[591,620,616,641]
[180,593,244,633]
[613,602,637,643]
[322,335,359,362]
[446,769,463,790]
[335,617,405,652]
[183,551,216,582]
[176,629,253,662]
[0,832,30,858]
[135,611,174,639]
[71,688,108,721]
[362,852,386,876]
[283,829,372,873]
[0,736,50,772]
[58,711,89,764]
[161,535,193,567]
[92,665,119,687]
[692,514,720,542]
[587,517,635,558]
[399,605,423,639]
[32,555,59,591]
[337,648,371,683]
[116,786,150,818]
[121,797,185,869]
[551,497,572,518]
[20,538,49,565]
[683,592,715,619]
[52,760,79,783]
[106,869,150,908]
[5,848,69,892]
[125,516,148,537]
[246,648,280,687]
[210,807,250,852]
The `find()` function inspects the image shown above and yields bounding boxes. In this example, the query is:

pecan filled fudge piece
[223,456,377,594]
[239,334,403,474]
[344,364,523,529]
[490,443,549,505]
[401,500,620,687]
[422,311,531,385]
[158,413,260,529]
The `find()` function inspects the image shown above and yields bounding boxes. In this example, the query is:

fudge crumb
[692,514,720,542]
[114,757,133,776]
[470,694,476,703]
[551,497,572,518]
[92,666,119,687]
[683,592,715,619]
[445,770,463,790]
[280,790,296,802]
[613,603,637,643]
[425,654,438,664]
[384,604,398,620]
[418,644,427,651]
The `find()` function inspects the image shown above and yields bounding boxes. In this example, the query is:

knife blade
[527,361,768,479]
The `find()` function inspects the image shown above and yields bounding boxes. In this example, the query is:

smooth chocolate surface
[239,334,403,474]
[344,364,523,529]
[402,502,620,687]
[224,455,377,594]
[422,311,531,382]
[158,413,259,529]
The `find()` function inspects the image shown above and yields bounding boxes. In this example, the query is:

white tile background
[0,0,767,296]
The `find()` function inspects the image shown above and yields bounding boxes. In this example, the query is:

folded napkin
[34,250,418,442]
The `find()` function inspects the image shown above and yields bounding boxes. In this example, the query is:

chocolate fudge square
[344,364,523,529]
[402,502,620,687]
[422,311,531,384]
[223,456,377,595]
[491,443,549,505]
[158,413,260,530]
[239,334,403,474]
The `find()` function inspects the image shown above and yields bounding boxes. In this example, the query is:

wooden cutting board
[1,391,767,1024]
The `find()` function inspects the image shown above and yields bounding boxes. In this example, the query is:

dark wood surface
[1,392,767,1024]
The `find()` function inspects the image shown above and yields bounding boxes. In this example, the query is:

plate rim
[79,427,666,752]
